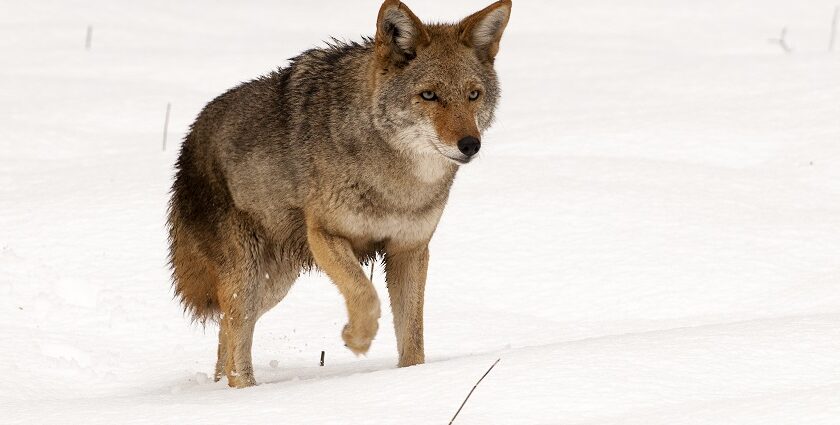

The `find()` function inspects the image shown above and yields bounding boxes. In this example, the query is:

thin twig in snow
[162,102,171,151]
[768,27,792,53]
[830,6,839,52]
[85,25,93,51]
[448,358,501,425]
[369,259,374,283]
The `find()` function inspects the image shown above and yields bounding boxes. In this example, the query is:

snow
[2,0,840,423]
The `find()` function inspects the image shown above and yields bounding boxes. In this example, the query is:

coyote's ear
[375,0,430,67]
[459,0,512,63]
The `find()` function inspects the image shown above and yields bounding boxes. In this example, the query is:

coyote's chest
[322,178,447,247]
[337,206,444,246]
[315,162,452,248]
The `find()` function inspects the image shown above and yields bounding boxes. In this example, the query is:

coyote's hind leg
[214,248,260,389]
[217,290,258,388]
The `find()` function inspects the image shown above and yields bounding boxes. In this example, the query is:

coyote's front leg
[385,244,429,367]
[306,224,381,355]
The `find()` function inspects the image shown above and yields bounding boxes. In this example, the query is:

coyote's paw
[227,371,257,389]
[342,303,380,355]
[342,319,379,355]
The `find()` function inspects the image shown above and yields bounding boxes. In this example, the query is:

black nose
[457,136,481,157]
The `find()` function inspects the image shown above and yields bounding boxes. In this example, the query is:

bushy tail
[167,133,224,324]
[167,208,222,324]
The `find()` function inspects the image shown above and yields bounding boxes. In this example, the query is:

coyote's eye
[468,90,481,101]
[420,91,438,101]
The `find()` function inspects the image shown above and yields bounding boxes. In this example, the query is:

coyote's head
[370,0,511,165]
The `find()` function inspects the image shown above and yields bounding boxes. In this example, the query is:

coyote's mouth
[428,140,471,165]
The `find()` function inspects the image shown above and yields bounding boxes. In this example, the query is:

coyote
[168,0,511,387]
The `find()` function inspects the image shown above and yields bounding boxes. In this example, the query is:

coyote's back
[168,0,511,387]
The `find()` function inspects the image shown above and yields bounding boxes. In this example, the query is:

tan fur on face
[427,98,481,148]
[168,0,510,388]
[372,20,504,160]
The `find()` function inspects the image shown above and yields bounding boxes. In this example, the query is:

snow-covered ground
[2,0,840,423]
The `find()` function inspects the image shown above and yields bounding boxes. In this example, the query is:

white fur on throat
[391,122,457,183]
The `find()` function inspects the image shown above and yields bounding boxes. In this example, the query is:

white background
[2,0,840,423]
